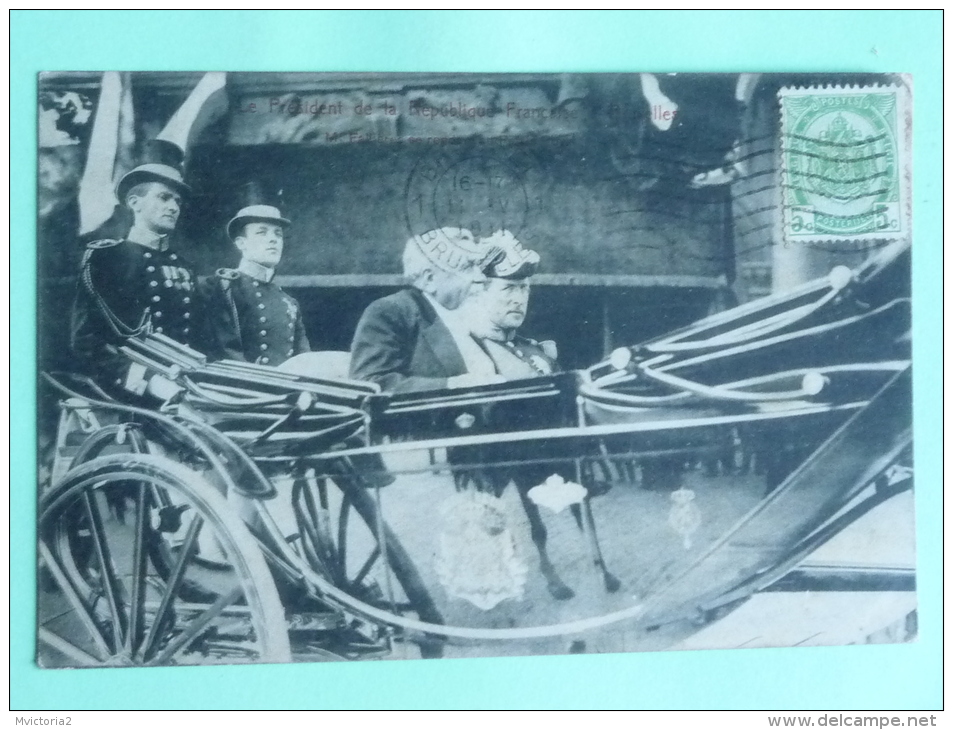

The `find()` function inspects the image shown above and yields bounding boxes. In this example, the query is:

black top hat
[226,181,291,240]
[115,139,191,202]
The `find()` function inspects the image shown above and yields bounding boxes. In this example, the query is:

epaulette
[539,340,558,360]
[86,238,122,250]
[216,267,240,280]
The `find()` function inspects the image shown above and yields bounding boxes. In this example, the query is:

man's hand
[447,373,507,389]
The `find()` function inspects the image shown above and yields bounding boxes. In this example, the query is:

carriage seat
[278,351,352,380]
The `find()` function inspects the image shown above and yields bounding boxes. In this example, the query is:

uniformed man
[203,187,309,366]
[458,230,605,601]
[463,229,557,377]
[70,140,201,389]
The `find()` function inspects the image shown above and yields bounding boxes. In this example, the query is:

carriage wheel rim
[39,454,291,666]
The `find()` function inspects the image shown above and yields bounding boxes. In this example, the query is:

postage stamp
[779,84,911,250]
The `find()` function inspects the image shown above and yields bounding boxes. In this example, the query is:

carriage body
[37,241,913,666]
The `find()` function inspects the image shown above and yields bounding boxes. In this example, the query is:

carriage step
[286,612,346,632]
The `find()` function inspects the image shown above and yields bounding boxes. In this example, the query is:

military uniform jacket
[479,334,559,379]
[70,238,201,386]
[202,266,310,366]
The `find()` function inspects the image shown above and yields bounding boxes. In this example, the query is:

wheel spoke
[349,545,380,589]
[126,483,150,657]
[141,514,204,661]
[303,478,341,581]
[292,489,332,578]
[38,627,102,666]
[337,496,350,580]
[149,586,243,665]
[41,454,293,666]
[81,489,125,653]
[38,540,110,661]
[372,486,396,612]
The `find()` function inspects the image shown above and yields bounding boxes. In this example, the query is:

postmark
[779,84,911,251]
[403,144,541,242]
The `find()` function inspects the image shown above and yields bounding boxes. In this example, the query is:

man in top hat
[349,227,505,393]
[70,139,202,389]
[202,183,309,366]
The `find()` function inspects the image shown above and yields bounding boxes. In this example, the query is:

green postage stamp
[779,83,911,249]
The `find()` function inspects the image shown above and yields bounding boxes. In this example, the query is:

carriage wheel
[38,453,291,667]
[53,423,227,605]
[288,466,444,658]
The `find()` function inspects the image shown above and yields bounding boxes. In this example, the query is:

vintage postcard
[36,72,914,668]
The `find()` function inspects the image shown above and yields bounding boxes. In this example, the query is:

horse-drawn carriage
[37,240,913,667]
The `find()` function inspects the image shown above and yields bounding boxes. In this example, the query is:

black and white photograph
[36,71,914,668]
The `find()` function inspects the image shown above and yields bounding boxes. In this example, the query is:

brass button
[151,295,161,303]
[183,312,190,319]
[259,316,267,323]
[155,326,164,333]
[183,297,190,304]
[170,253,177,260]
[255,291,262,298]
[260,330,267,336]
[164,280,173,288]
[154,311,162,318]
[261,357,270,364]
[258,303,265,310]
[143,252,152,259]
[260,343,268,351]
[149,281,158,287]
[183,327,190,335]
[146,265,156,273]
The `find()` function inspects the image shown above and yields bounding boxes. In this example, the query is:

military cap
[480,230,540,279]
[227,181,291,240]
[115,139,191,202]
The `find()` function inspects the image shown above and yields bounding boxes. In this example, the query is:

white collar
[238,258,276,283]
[423,292,462,324]
[127,225,169,251]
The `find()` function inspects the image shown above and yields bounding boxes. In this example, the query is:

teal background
[11,10,942,710]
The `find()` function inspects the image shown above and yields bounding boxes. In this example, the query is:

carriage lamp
[669,487,702,550]
[609,347,633,371]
